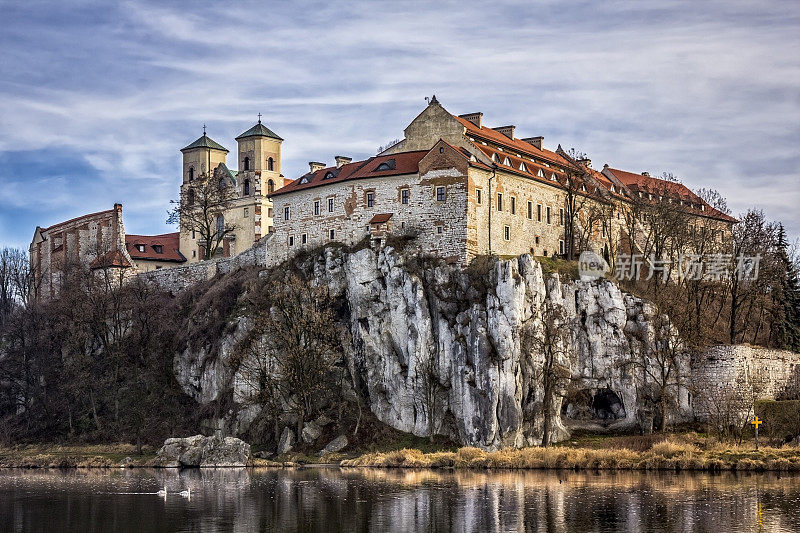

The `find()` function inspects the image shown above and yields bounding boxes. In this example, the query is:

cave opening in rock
[561,388,627,422]
[591,388,626,420]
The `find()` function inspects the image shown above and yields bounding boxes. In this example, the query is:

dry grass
[341,438,800,472]
[0,443,156,468]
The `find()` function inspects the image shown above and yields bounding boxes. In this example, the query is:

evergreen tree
[774,224,800,351]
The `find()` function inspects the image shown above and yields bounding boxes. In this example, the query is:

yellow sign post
[751,416,762,451]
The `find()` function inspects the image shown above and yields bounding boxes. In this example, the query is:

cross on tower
[203,124,206,135]
[257,113,262,123]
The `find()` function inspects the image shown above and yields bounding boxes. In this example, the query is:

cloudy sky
[1,0,798,248]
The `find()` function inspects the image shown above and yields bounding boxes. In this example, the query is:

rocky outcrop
[154,435,251,467]
[173,247,694,450]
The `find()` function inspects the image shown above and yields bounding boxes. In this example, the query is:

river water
[0,467,798,532]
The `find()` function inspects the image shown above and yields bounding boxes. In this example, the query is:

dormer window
[135,244,145,253]
[537,169,544,178]
[375,159,396,171]
[701,204,705,211]
[581,184,587,192]
[491,153,499,163]
[610,184,616,192]
[503,157,511,166]
[324,171,336,179]
[550,173,557,181]
[153,245,163,254]
[519,162,527,172]
[299,175,313,185]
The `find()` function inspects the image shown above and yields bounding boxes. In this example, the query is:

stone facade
[29,204,134,299]
[179,121,285,263]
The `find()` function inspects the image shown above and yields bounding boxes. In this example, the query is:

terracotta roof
[605,167,737,222]
[269,150,428,197]
[369,213,393,224]
[90,249,132,269]
[126,232,186,263]
[453,115,570,168]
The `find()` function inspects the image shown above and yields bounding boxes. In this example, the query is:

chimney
[522,136,544,150]
[641,171,650,177]
[309,161,326,173]
[335,155,352,168]
[494,125,515,139]
[114,203,123,213]
[459,112,483,128]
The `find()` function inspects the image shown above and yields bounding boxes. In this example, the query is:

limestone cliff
[173,246,698,450]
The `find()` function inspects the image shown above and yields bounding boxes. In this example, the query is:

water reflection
[0,467,798,532]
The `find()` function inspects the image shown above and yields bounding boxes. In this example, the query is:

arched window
[243,157,250,171]
[216,215,225,235]
[267,157,274,171]
[188,167,194,181]
[187,188,195,205]
[267,179,275,194]
[243,178,250,195]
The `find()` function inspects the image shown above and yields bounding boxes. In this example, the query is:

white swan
[179,488,191,499]
[156,486,167,498]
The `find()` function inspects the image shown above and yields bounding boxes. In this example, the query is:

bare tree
[168,171,238,260]
[524,301,575,446]
[621,314,689,432]
[415,350,446,443]
[242,273,343,438]
[558,148,593,260]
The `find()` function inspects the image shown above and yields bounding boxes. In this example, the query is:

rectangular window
[497,193,503,211]
[367,192,374,207]
[511,196,516,215]
[535,236,540,245]
[289,236,294,246]
[527,201,532,220]
[559,240,564,255]
[546,206,551,224]
[314,201,320,216]
[559,208,564,226]
[504,225,510,241]
[436,186,446,202]
[191,229,196,239]
[268,208,273,218]
[302,233,307,244]
[476,188,482,205]
[401,189,410,204]
[437,225,444,234]
[192,250,196,258]
[329,229,335,240]
[328,198,334,212]
[284,206,290,220]
[537,204,542,222]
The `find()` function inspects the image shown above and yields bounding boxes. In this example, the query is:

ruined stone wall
[30,204,133,299]
[692,345,800,416]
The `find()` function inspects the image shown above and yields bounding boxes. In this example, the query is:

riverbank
[341,439,800,471]
[3,433,800,471]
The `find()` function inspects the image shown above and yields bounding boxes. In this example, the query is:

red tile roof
[126,232,186,263]
[369,213,393,224]
[90,249,132,269]
[453,115,570,168]
[269,151,428,197]
[604,167,737,222]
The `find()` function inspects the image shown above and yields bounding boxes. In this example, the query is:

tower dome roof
[236,119,282,141]
[181,133,229,152]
